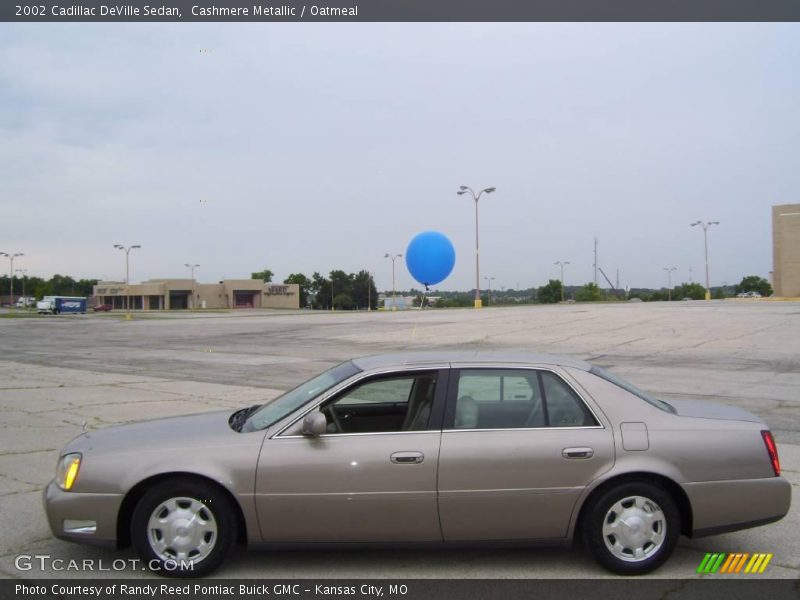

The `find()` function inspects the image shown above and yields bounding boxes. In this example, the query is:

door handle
[391,451,424,464]
[562,447,594,459]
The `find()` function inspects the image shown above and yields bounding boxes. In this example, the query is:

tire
[131,479,237,577]
[582,481,679,575]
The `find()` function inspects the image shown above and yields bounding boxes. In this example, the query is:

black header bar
[3,0,800,23]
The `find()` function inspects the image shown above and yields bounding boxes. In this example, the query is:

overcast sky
[1,23,798,291]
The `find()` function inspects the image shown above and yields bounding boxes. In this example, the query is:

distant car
[43,352,790,577]
[747,291,762,298]
[92,304,112,312]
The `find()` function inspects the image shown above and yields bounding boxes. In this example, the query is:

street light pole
[384,253,402,311]
[457,186,496,308]
[0,252,24,306]
[484,276,495,306]
[690,221,719,301]
[185,263,200,309]
[114,244,141,315]
[554,261,570,302]
[663,267,677,301]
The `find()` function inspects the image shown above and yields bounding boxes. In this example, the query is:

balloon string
[407,286,430,348]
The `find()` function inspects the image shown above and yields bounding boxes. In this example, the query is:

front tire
[131,479,237,577]
[582,481,679,575]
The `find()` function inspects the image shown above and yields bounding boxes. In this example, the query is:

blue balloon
[405,231,456,287]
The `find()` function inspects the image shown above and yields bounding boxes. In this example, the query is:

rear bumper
[684,476,791,537]
[43,480,122,548]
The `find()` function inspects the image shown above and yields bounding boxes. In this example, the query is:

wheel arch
[116,472,248,548]
[573,472,693,540]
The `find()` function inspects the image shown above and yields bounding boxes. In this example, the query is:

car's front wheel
[582,481,679,575]
[131,479,237,577]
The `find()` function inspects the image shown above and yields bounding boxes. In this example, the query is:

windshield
[242,361,361,432]
[589,366,675,414]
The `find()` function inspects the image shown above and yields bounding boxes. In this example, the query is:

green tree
[284,273,310,307]
[537,279,562,304]
[351,270,378,310]
[674,282,706,300]
[735,276,773,297]
[333,293,354,310]
[251,269,274,283]
[575,282,602,302]
[310,272,330,309]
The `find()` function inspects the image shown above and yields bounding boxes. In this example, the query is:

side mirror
[301,411,327,437]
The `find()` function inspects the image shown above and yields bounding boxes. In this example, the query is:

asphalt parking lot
[0,300,798,579]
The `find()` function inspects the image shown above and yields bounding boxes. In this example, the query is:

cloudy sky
[1,23,798,291]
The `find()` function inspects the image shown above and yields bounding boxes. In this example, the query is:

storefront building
[93,279,299,310]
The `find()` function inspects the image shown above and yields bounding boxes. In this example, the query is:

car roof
[351,351,593,372]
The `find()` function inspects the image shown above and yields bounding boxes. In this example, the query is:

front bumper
[685,476,791,537]
[43,480,123,548]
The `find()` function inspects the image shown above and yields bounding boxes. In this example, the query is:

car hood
[668,399,764,424]
[63,409,242,456]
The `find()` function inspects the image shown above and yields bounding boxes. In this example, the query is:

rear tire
[582,481,679,575]
[131,479,237,577]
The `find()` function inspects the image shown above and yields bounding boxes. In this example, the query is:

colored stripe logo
[697,553,773,574]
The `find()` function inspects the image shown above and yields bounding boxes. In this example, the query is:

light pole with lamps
[114,244,141,314]
[663,267,677,301]
[0,252,23,306]
[185,263,199,309]
[457,185,496,308]
[554,261,570,303]
[384,253,402,311]
[690,221,719,301]
[484,276,495,306]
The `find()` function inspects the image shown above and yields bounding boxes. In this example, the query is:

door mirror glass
[302,411,328,436]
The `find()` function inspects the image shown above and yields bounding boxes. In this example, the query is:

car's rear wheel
[582,481,679,575]
[131,479,236,577]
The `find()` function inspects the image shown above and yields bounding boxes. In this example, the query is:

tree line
[0,274,97,303]
[1,270,772,308]
[252,269,378,310]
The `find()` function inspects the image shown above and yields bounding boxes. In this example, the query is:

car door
[437,366,615,541]
[254,368,448,543]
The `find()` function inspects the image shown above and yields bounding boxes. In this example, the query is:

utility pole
[457,185,497,308]
[690,221,720,301]
[554,261,570,303]
[384,253,402,311]
[0,252,23,305]
[113,244,141,316]
[593,237,598,286]
[663,267,677,301]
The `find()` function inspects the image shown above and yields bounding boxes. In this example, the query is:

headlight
[55,453,82,491]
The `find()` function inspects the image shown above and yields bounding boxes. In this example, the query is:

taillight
[761,430,781,476]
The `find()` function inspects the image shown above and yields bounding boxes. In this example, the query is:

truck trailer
[37,296,87,315]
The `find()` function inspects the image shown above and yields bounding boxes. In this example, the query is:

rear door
[437,366,615,541]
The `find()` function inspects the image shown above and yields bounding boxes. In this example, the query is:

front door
[255,369,446,542]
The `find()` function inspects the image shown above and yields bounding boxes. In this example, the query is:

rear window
[589,366,675,413]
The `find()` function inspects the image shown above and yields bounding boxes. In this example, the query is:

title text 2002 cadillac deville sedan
[44,352,790,577]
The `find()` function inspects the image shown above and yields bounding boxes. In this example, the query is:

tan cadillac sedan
[43,352,790,577]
